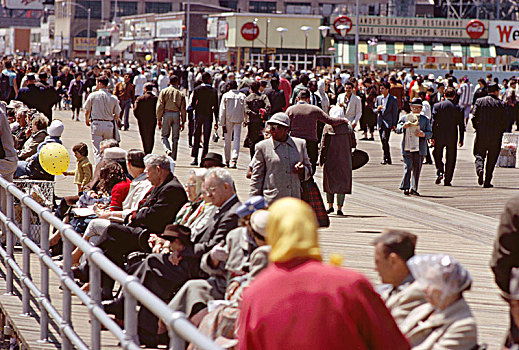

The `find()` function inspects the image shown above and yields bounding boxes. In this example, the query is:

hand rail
[0,176,222,350]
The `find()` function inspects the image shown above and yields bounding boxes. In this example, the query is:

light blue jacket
[395,113,432,156]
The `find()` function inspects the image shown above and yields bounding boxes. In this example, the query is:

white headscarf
[316,79,330,113]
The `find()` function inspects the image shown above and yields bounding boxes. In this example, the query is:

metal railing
[0,176,222,350]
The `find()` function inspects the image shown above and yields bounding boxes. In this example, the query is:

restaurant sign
[332,16,488,40]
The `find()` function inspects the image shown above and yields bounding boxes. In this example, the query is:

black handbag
[352,149,369,170]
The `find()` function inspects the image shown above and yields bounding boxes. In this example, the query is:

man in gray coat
[250,113,312,204]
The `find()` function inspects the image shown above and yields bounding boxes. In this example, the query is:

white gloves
[210,244,229,262]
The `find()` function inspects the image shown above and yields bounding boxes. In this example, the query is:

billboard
[3,0,43,10]
[488,20,519,46]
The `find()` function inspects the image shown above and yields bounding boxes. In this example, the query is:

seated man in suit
[373,229,427,327]
[72,154,188,298]
[103,167,241,346]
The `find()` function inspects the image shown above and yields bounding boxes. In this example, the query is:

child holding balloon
[63,142,93,194]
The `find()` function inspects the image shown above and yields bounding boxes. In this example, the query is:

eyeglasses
[203,186,217,196]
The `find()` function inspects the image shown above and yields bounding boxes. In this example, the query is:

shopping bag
[301,178,330,228]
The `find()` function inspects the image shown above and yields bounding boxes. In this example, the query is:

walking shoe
[483,183,493,188]
[435,174,443,184]
[326,207,334,214]
[410,189,420,196]
[369,137,375,141]
[444,182,452,186]
[403,189,410,196]
[230,161,237,169]
[337,210,344,216]
[190,160,198,166]
[477,171,484,185]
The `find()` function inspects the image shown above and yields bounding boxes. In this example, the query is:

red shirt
[109,178,131,211]
[279,77,292,112]
[238,259,410,350]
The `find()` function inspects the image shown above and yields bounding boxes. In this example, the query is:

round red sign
[466,19,485,39]
[333,16,353,35]
[241,22,260,41]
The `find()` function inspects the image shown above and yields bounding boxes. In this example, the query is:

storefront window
[74,1,101,19]
[249,1,276,13]
[285,2,312,14]
[145,2,172,13]
[111,1,137,19]
[219,0,237,10]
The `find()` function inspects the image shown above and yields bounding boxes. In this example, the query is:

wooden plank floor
[1,109,517,349]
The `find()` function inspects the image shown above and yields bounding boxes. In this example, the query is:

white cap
[48,120,64,137]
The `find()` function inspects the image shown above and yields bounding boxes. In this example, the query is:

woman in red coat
[237,198,410,350]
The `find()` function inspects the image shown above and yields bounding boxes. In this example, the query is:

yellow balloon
[145,54,152,61]
[39,143,70,176]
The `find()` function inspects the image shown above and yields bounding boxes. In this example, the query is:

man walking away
[191,72,218,166]
[220,80,246,168]
[84,76,121,164]
[472,83,508,188]
[457,77,473,126]
[374,82,399,165]
[431,87,465,186]
[134,83,158,154]
[156,75,186,160]
[245,81,271,159]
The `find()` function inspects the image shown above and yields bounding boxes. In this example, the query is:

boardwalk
[1,108,518,349]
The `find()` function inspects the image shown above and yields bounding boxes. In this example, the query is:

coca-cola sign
[466,19,485,39]
[241,22,259,41]
[333,16,353,35]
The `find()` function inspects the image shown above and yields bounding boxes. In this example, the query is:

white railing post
[21,203,31,315]
[89,248,102,350]
[5,191,14,295]
[123,277,139,346]
[61,233,73,350]
[38,213,50,342]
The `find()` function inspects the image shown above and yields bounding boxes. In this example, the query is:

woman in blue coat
[395,98,432,196]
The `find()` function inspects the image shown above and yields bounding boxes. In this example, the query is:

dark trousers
[433,138,458,184]
[505,311,519,348]
[188,110,195,146]
[473,136,502,185]
[248,121,264,158]
[305,139,319,175]
[400,152,424,191]
[191,117,212,161]
[316,121,325,145]
[506,105,518,133]
[379,126,392,163]
[138,118,156,154]
[135,254,201,336]
[88,223,150,289]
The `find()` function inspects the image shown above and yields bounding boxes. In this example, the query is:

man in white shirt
[133,69,147,97]
[220,80,246,168]
[157,70,169,92]
[337,82,362,129]
[457,77,474,126]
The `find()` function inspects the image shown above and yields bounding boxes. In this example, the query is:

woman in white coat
[400,254,477,350]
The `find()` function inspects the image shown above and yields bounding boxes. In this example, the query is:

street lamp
[63,1,91,61]
[276,27,287,70]
[251,18,258,67]
[300,25,312,71]
[336,24,349,70]
[318,25,330,66]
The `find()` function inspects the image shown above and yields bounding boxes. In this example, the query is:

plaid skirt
[301,178,330,228]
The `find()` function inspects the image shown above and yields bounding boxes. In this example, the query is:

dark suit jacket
[130,173,188,234]
[432,99,465,144]
[472,94,507,142]
[185,195,241,259]
[429,92,443,109]
[134,91,158,124]
[263,88,286,114]
[192,84,218,122]
[374,94,399,129]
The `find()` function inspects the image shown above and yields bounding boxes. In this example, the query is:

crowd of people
[0,56,518,349]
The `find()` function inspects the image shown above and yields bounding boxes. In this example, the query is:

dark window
[74,1,102,19]
[111,1,138,19]
[285,2,311,14]
[145,2,172,13]
[219,0,237,9]
[249,1,276,13]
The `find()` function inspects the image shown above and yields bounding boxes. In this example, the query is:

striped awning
[336,42,496,65]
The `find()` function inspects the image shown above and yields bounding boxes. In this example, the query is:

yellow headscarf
[267,198,322,263]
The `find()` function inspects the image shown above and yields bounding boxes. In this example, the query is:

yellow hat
[267,198,322,263]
